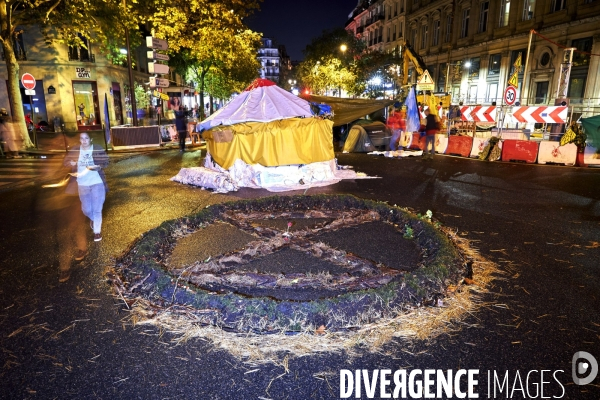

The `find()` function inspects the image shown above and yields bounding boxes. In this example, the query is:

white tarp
[199,84,313,131]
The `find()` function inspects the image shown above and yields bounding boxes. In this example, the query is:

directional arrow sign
[148,62,170,75]
[147,51,170,61]
[146,36,168,51]
[149,77,170,88]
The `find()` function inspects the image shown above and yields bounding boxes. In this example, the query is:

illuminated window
[522,0,535,20]
[488,54,501,75]
[499,0,510,27]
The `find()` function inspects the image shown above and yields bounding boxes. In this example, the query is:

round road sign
[21,73,36,90]
[504,86,517,105]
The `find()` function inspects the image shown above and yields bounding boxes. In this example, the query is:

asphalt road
[1,149,599,399]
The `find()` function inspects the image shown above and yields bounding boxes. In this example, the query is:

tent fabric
[202,118,334,169]
[244,78,277,91]
[299,95,394,127]
[581,115,600,148]
[199,84,313,131]
[342,125,376,153]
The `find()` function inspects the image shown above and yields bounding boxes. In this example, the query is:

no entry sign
[21,73,36,90]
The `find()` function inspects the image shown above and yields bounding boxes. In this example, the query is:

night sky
[245,0,359,61]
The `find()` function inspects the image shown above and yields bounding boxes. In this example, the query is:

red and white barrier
[435,134,448,154]
[511,106,568,123]
[460,106,497,122]
[578,146,600,167]
[501,140,539,163]
[537,142,577,165]
[445,136,473,157]
[470,137,503,158]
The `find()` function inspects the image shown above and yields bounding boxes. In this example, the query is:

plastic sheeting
[202,118,334,169]
[199,83,313,131]
[299,94,394,127]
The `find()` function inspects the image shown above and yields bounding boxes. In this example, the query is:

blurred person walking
[386,103,406,151]
[424,108,440,159]
[0,114,23,158]
[64,132,109,242]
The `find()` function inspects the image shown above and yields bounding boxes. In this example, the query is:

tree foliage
[298,28,400,98]
[147,0,262,117]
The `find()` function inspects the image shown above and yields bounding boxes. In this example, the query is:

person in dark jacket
[63,132,109,242]
[424,108,440,159]
[174,110,187,151]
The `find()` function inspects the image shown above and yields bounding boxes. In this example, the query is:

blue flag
[104,93,111,144]
[405,87,420,134]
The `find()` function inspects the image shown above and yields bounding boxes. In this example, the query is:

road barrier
[445,136,473,157]
[500,140,539,163]
[537,142,577,165]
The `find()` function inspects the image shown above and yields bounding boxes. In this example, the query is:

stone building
[0,25,186,132]
[346,0,600,112]
[258,38,281,83]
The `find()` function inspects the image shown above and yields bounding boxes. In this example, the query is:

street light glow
[119,48,128,55]
[340,44,347,53]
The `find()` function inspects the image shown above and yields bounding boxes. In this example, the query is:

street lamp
[339,44,347,97]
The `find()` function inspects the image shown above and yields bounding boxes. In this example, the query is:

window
[421,25,428,49]
[568,77,586,103]
[393,25,397,41]
[399,22,403,38]
[499,0,510,27]
[469,57,481,78]
[73,81,100,128]
[488,54,501,75]
[534,81,549,104]
[69,33,94,62]
[394,1,398,16]
[3,31,27,61]
[522,0,535,20]
[433,20,440,46]
[487,83,498,102]
[412,28,417,47]
[479,2,489,33]
[445,15,453,42]
[437,63,447,91]
[461,9,470,38]
[540,52,551,67]
[571,37,592,67]
[400,0,405,13]
[388,27,391,42]
[551,0,566,12]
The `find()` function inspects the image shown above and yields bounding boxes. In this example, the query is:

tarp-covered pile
[171,79,371,192]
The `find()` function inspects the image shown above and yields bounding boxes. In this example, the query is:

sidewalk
[22,129,205,156]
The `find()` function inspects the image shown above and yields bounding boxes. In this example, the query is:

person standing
[175,110,187,152]
[64,132,109,241]
[424,108,440,159]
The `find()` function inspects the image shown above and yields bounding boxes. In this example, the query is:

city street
[1,149,599,399]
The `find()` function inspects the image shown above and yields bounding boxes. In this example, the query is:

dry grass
[113,225,498,365]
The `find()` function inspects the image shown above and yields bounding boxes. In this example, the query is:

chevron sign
[511,106,568,123]
[460,106,497,122]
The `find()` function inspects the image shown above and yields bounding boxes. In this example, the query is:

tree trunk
[209,94,213,115]
[0,4,34,148]
[199,68,207,120]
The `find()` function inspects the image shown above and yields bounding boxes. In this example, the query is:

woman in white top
[63,132,109,241]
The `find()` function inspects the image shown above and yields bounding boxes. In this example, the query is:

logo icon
[572,351,598,385]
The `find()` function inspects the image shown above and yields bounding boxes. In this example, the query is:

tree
[0,0,136,148]
[297,28,400,98]
[147,0,261,118]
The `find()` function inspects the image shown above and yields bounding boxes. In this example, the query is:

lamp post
[339,44,347,98]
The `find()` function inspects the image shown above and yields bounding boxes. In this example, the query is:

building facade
[346,0,600,115]
[0,25,186,132]
[258,38,281,83]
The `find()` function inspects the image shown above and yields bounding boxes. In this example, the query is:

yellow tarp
[202,118,334,169]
